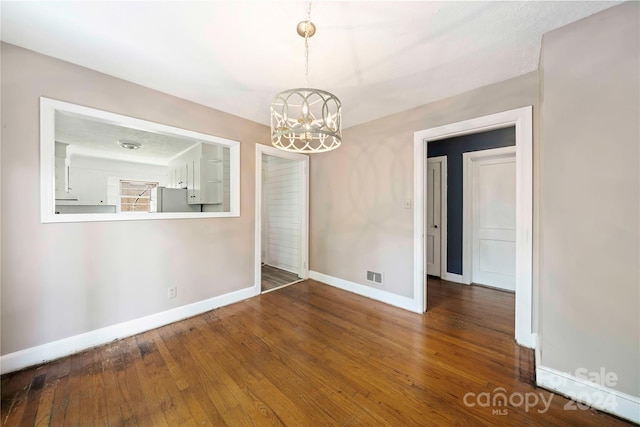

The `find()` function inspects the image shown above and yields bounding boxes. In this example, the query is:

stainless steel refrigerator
[155,187,201,212]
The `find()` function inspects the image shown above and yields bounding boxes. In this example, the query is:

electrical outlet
[168,286,177,299]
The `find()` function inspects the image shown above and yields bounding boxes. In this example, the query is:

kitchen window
[120,181,158,212]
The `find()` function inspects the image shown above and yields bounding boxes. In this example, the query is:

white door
[426,159,442,276]
[471,150,516,291]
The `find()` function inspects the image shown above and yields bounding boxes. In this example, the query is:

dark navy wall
[427,127,515,275]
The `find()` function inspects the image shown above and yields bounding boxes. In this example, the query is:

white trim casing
[514,108,534,348]
[309,271,422,313]
[461,152,472,285]
[414,135,427,310]
[0,286,258,374]
[40,97,241,223]
[255,144,310,295]
[414,106,534,348]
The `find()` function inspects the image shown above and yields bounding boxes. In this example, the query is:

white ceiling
[56,111,201,165]
[1,1,621,129]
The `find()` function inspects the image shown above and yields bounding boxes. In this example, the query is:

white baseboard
[442,272,469,284]
[0,286,258,375]
[536,364,640,424]
[309,270,421,313]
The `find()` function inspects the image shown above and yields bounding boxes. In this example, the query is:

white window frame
[40,97,240,223]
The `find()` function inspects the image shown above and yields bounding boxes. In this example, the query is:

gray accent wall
[427,127,515,275]
[539,2,639,397]
[1,42,270,355]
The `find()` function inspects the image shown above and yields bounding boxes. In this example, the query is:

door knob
[434,225,438,228]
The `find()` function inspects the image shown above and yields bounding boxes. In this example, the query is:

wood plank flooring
[261,265,301,292]
[1,278,632,426]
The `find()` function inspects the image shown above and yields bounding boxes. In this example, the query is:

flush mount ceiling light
[118,140,142,150]
[270,2,342,153]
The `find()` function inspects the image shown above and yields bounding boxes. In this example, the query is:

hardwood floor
[261,265,301,292]
[1,278,631,426]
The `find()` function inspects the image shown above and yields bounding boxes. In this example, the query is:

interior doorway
[254,145,309,294]
[413,106,533,348]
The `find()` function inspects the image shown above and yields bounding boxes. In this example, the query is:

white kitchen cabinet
[201,158,223,204]
[168,143,223,205]
[186,158,223,204]
[168,163,187,189]
[178,163,187,189]
[186,160,199,203]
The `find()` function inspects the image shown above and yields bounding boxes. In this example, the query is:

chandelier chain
[304,1,312,88]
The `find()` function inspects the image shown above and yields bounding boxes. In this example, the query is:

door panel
[426,160,441,276]
[472,155,516,290]
[479,239,516,275]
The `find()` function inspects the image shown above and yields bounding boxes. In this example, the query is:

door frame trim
[426,156,447,279]
[413,106,534,348]
[463,146,517,287]
[254,144,310,295]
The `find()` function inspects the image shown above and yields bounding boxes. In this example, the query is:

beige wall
[1,43,269,354]
[310,71,539,299]
[539,2,639,397]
